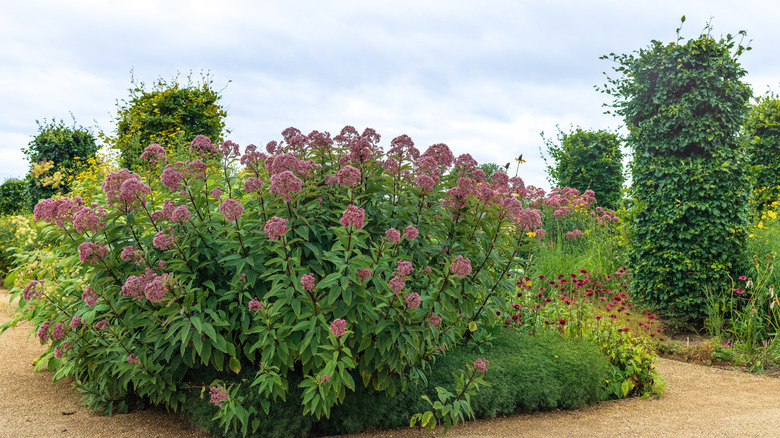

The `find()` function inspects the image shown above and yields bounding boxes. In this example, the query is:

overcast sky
[2,0,778,190]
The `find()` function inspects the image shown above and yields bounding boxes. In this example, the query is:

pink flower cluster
[300,274,316,292]
[153,229,177,250]
[388,276,406,294]
[140,143,167,165]
[122,269,171,303]
[248,297,263,311]
[219,198,244,222]
[78,241,109,264]
[70,316,82,329]
[33,197,83,229]
[209,386,229,407]
[264,216,289,240]
[101,169,151,211]
[340,204,365,229]
[22,280,45,301]
[120,246,145,265]
[210,187,223,199]
[337,165,361,187]
[190,135,218,156]
[330,318,347,338]
[95,317,110,331]
[396,260,414,277]
[430,315,441,327]
[37,321,51,343]
[565,229,584,239]
[404,225,419,241]
[269,171,303,202]
[244,177,264,193]
[386,228,401,244]
[473,357,489,374]
[171,205,191,223]
[161,165,183,191]
[127,354,140,364]
[73,207,107,233]
[450,255,472,278]
[357,269,372,281]
[82,285,100,307]
[405,292,421,309]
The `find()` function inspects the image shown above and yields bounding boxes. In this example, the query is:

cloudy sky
[2,0,779,190]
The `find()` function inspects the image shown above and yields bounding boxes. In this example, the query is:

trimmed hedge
[183,330,611,437]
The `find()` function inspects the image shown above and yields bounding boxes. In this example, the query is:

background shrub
[603,23,753,323]
[541,127,625,210]
[105,73,227,170]
[23,119,99,209]
[744,91,780,212]
[0,178,29,215]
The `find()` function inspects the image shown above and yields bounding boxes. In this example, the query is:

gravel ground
[3,288,780,438]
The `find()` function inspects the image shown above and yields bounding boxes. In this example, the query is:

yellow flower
[526,232,537,238]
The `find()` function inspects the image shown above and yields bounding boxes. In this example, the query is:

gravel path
[3,288,780,438]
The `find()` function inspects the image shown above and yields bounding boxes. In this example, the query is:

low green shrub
[183,330,611,438]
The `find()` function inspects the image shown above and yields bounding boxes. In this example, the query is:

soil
[3,288,780,438]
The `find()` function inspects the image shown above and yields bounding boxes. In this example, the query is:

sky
[2,0,779,191]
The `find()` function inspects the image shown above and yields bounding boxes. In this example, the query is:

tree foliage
[23,118,99,208]
[542,127,624,210]
[743,90,780,211]
[0,178,29,215]
[602,20,752,322]
[106,73,227,170]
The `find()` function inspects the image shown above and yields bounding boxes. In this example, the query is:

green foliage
[744,91,780,211]
[183,330,611,437]
[602,22,753,322]
[542,127,625,210]
[0,214,38,278]
[23,119,99,208]
[0,179,29,215]
[106,73,227,170]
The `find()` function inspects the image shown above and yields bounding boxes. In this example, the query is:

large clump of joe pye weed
[2,126,545,435]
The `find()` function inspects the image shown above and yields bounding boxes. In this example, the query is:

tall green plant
[602,19,753,322]
[541,127,625,210]
[105,73,227,170]
[0,178,29,215]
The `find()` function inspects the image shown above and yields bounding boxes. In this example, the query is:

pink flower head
[337,165,362,187]
[210,187,223,199]
[243,176,264,193]
[248,297,263,311]
[383,158,400,174]
[450,255,472,278]
[396,260,414,277]
[140,143,167,165]
[357,269,372,281]
[23,280,45,301]
[405,292,421,309]
[565,229,584,239]
[127,354,139,364]
[320,375,331,384]
[82,285,99,308]
[209,386,229,408]
[474,357,489,373]
[301,274,316,292]
[330,318,347,338]
[414,174,435,192]
[161,165,183,191]
[171,205,191,223]
[423,266,432,275]
[738,276,748,281]
[102,169,150,210]
[403,225,419,241]
[385,228,401,244]
[144,274,170,303]
[37,321,51,343]
[54,346,64,359]
[421,143,454,168]
[78,241,109,264]
[219,198,244,222]
[340,204,365,229]
[219,140,241,159]
[430,315,442,327]
[389,276,406,294]
[95,317,110,331]
[33,197,82,228]
[263,216,289,240]
[70,316,82,329]
[269,170,303,202]
[73,207,104,233]
[153,229,177,250]
[190,135,218,156]
[50,322,66,341]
